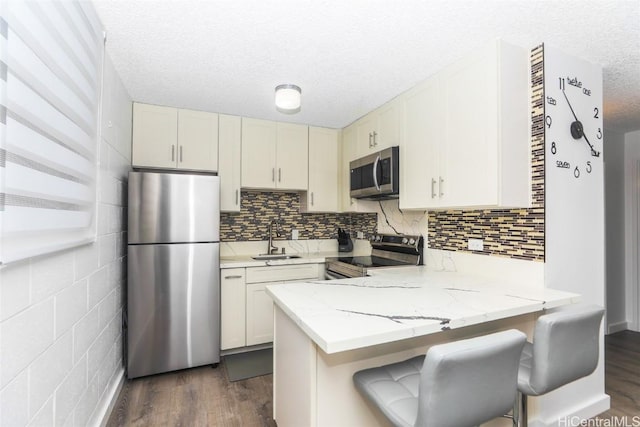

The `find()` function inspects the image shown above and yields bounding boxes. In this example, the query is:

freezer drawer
[127,243,220,378]
[128,171,220,244]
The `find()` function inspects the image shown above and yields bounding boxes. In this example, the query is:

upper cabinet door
[375,100,401,151]
[276,122,308,190]
[132,103,178,169]
[177,109,219,172]
[443,48,498,207]
[241,118,277,189]
[400,78,445,210]
[304,127,339,212]
[219,114,242,212]
[355,114,377,158]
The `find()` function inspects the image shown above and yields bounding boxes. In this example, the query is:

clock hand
[562,89,580,123]
[562,89,600,157]
[581,132,600,157]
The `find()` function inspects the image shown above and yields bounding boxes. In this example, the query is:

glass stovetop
[334,256,409,268]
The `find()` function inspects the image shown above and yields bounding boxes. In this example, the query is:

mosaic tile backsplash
[220,191,377,242]
[427,44,545,261]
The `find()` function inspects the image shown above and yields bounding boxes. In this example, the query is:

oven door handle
[372,155,381,191]
[325,270,350,280]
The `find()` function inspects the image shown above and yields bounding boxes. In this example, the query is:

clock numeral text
[583,88,591,96]
[551,141,557,155]
[574,166,580,178]
[586,161,592,174]
[597,128,602,140]
[559,77,565,90]
[594,107,599,119]
[545,115,552,129]
[556,160,570,169]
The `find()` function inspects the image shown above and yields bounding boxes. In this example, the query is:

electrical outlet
[291,229,299,240]
[468,238,484,251]
[357,231,364,239]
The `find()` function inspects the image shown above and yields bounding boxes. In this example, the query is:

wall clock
[544,47,604,180]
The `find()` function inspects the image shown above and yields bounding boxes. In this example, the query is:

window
[0,0,104,264]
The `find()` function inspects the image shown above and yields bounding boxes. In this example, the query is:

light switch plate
[291,229,299,240]
[468,238,484,251]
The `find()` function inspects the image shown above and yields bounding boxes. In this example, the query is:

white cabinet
[355,100,401,158]
[400,77,445,209]
[221,263,321,350]
[132,103,177,169]
[132,103,219,172]
[302,127,339,212]
[241,118,308,190]
[339,124,359,212]
[219,114,242,212]
[177,109,219,171]
[246,282,276,346]
[221,268,246,350]
[400,39,529,210]
[245,263,320,346]
[277,122,309,190]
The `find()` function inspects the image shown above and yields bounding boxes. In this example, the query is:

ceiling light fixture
[275,84,301,113]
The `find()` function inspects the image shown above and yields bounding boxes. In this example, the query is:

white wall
[624,130,640,331]
[0,53,132,426]
[604,128,628,333]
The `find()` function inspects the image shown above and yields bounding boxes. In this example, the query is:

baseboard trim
[607,321,629,334]
[528,394,610,427]
[94,367,126,427]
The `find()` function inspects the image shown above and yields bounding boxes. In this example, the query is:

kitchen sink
[252,254,301,261]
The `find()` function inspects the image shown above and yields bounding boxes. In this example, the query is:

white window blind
[0,0,104,264]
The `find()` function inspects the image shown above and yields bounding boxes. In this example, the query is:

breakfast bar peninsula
[266,268,581,427]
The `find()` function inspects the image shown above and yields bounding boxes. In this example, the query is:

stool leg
[512,392,528,427]
[521,394,528,427]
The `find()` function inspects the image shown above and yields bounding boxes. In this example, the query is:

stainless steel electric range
[325,233,424,279]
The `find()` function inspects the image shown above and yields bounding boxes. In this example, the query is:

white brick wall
[0,51,132,426]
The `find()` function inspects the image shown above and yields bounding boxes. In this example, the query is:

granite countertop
[266,268,580,354]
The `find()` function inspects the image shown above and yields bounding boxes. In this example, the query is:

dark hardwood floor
[106,361,276,427]
[106,330,640,426]
[595,330,640,419]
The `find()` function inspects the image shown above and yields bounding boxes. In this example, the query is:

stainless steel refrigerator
[127,171,220,379]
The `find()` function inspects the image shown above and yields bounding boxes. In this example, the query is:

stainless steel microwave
[350,146,399,200]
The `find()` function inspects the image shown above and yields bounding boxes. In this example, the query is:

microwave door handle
[373,155,381,191]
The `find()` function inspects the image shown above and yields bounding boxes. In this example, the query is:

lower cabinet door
[246,282,278,346]
[220,268,246,350]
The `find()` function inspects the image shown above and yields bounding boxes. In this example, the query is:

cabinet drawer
[221,268,246,281]
[246,263,320,283]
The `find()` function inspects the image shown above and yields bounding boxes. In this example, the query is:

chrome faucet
[268,219,283,254]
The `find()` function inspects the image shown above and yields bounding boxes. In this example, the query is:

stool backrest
[529,304,605,395]
[415,329,526,427]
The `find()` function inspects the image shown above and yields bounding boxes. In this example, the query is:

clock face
[544,48,603,180]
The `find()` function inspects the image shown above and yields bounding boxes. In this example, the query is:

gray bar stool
[515,304,605,427]
[353,329,526,427]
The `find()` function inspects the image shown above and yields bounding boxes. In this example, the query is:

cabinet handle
[311,192,314,206]
[372,131,378,146]
[224,275,242,279]
[179,146,183,162]
[171,145,175,161]
[439,176,444,197]
[235,189,239,205]
[278,168,281,182]
[272,168,275,182]
[368,132,373,148]
[431,178,437,198]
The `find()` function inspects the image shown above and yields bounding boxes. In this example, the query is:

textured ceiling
[92,0,640,133]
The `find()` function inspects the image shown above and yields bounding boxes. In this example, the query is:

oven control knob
[409,238,416,245]
[402,237,408,244]
[375,235,382,242]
